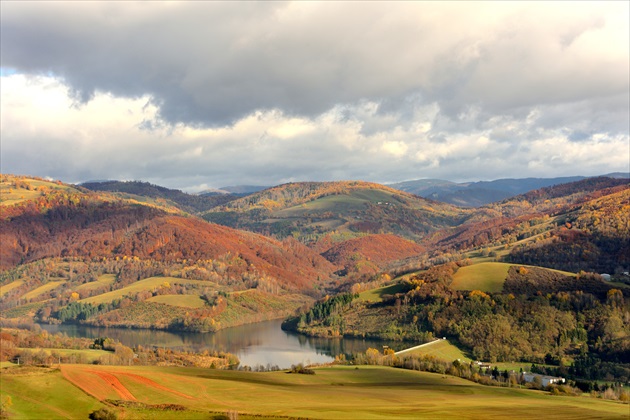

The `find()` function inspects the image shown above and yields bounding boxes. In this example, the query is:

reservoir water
[39,319,403,368]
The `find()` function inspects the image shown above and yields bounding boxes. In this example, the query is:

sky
[1,1,628,192]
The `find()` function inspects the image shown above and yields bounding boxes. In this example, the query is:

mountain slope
[1,176,335,291]
[421,177,630,273]
[203,181,471,240]
[319,234,426,277]
[80,180,237,213]
[388,175,612,207]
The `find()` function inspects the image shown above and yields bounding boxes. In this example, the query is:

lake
[39,319,404,368]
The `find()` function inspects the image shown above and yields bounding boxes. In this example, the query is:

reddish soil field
[61,365,136,401]
[117,372,194,399]
[61,365,195,403]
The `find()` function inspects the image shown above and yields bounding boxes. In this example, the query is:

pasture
[451,262,575,293]
[80,277,216,305]
[22,280,66,300]
[0,177,78,206]
[358,282,406,302]
[0,364,627,419]
[75,274,117,292]
[400,339,472,363]
[451,262,513,292]
[0,280,24,297]
[16,347,112,363]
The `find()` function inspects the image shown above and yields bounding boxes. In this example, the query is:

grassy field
[358,282,407,302]
[2,301,48,318]
[401,339,472,362]
[15,348,112,363]
[80,277,216,305]
[75,274,117,292]
[275,189,400,218]
[21,280,66,300]
[147,294,206,308]
[0,364,627,419]
[397,341,552,372]
[451,262,575,292]
[0,280,24,297]
[451,262,513,292]
[0,177,79,206]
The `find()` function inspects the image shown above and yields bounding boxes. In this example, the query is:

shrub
[89,408,118,420]
[288,363,315,375]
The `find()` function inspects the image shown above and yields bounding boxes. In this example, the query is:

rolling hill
[319,234,426,277]
[80,180,238,213]
[203,181,472,240]
[418,177,630,273]
[387,175,617,207]
[0,175,339,331]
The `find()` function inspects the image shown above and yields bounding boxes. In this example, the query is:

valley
[1,173,629,418]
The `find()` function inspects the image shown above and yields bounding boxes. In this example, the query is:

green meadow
[75,274,117,292]
[0,280,24,297]
[0,178,79,206]
[80,277,216,305]
[21,280,66,300]
[0,364,627,419]
[451,262,513,292]
[358,282,407,302]
[402,339,472,363]
[450,262,575,293]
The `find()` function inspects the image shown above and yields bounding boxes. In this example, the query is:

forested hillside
[0,175,336,332]
[285,261,630,382]
[80,180,237,213]
[203,181,471,240]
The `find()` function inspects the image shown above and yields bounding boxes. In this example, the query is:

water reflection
[39,319,403,368]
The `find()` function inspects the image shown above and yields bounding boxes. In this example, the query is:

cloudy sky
[1,1,628,192]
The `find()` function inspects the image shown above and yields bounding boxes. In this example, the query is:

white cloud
[1,2,628,189]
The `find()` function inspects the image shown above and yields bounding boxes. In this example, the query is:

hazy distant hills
[388,173,628,207]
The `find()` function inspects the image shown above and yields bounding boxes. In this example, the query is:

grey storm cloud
[2,2,626,129]
[1,1,628,190]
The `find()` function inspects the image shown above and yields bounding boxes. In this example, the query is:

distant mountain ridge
[202,180,471,240]
[388,173,628,207]
[80,180,237,213]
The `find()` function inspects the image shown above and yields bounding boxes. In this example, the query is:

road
[394,338,443,355]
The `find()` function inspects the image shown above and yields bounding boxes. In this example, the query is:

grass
[2,364,627,419]
[451,262,513,292]
[0,177,78,206]
[358,282,407,302]
[0,280,24,297]
[401,339,473,363]
[451,262,575,293]
[16,347,112,363]
[274,189,401,218]
[2,301,48,318]
[0,367,103,419]
[0,361,17,368]
[75,274,117,292]
[21,280,66,300]
[80,277,216,305]
[147,294,206,308]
